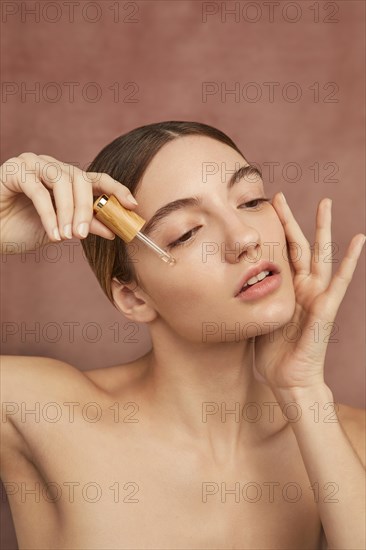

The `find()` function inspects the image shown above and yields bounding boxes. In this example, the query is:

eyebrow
[142,164,263,237]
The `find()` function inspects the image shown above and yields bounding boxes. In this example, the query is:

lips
[234,261,281,297]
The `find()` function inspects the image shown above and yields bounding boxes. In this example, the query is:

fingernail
[63,224,72,239]
[280,192,287,204]
[53,227,62,241]
[77,222,89,238]
[127,194,138,205]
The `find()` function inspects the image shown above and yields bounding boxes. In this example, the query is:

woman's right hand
[0,153,139,252]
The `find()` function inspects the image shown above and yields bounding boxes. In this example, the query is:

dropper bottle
[93,194,176,266]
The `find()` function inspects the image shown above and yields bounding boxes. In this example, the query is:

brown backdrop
[1,1,365,548]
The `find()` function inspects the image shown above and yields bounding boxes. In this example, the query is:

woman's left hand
[254,192,365,393]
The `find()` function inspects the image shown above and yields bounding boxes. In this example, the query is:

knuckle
[104,173,118,184]
[18,152,38,161]
[0,158,21,180]
[4,156,21,166]
[84,171,102,185]
[38,154,56,162]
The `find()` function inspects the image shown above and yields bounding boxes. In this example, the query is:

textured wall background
[1,1,365,547]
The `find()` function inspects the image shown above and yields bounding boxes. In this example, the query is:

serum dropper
[93,194,176,266]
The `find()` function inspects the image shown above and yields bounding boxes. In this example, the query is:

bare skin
[1,144,364,549]
[1,354,364,550]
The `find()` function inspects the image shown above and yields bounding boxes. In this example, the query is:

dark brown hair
[81,121,245,307]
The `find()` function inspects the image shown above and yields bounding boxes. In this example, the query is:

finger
[89,217,116,240]
[19,156,138,240]
[38,157,93,240]
[325,234,365,313]
[38,159,124,239]
[311,198,333,285]
[38,158,75,240]
[70,169,94,239]
[86,172,139,208]
[19,176,61,242]
[18,153,61,191]
[273,192,311,275]
[15,154,72,241]
[52,177,75,239]
[38,154,72,171]
[38,154,70,163]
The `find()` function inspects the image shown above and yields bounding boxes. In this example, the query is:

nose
[221,212,261,264]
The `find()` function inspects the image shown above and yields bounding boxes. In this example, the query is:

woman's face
[129,135,296,342]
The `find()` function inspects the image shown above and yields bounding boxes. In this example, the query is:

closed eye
[167,198,271,249]
[167,227,201,249]
[238,197,271,209]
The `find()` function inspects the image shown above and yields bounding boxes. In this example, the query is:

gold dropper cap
[93,194,176,266]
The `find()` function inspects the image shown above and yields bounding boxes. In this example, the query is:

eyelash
[167,198,271,249]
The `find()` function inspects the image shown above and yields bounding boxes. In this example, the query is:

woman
[1,121,365,549]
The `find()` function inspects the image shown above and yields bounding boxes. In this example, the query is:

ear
[111,277,158,323]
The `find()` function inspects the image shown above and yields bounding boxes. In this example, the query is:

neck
[141,322,288,462]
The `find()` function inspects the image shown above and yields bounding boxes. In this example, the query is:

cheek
[135,264,209,309]
[137,266,219,337]
[159,275,210,310]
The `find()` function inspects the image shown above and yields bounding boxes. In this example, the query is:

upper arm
[336,403,366,468]
[0,355,89,457]
[0,356,87,539]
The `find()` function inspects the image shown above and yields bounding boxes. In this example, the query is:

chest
[30,418,323,549]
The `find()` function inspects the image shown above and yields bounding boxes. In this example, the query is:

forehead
[135,135,249,205]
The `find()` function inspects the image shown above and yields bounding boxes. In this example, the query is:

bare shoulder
[1,354,101,432]
[0,355,99,474]
[335,402,366,467]
[83,353,150,395]
[1,354,96,396]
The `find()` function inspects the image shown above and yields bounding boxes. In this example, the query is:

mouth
[234,261,281,297]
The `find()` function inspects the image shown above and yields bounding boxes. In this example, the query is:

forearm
[272,383,366,550]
